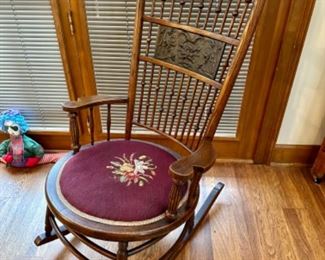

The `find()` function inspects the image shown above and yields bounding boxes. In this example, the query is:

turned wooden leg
[34,207,70,246]
[45,207,53,236]
[166,179,185,221]
[117,242,128,260]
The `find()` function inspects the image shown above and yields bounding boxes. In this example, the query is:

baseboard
[271,144,320,165]
[2,132,320,165]
[0,132,240,158]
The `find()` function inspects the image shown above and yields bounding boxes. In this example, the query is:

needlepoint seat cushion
[57,140,186,225]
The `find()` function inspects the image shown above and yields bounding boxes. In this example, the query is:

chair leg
[34,207,70,246]
[160,182,224,260]
[117,241,128,260]
[45,207,53,236]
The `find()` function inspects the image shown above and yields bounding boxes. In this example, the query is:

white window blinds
[0,0,69,131]
[85,0,253,136]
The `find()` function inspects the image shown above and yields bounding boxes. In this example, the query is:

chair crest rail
[143,15,240,46]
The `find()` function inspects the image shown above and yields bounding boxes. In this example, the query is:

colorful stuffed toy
[0,109,63,168]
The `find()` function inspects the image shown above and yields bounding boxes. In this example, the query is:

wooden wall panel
[253,0,316,164]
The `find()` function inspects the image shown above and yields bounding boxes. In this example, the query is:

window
[0,0,69,131]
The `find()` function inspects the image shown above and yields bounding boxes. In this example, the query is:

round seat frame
[35,141,224,260]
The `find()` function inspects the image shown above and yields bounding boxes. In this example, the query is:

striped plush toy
[0,109,64,168]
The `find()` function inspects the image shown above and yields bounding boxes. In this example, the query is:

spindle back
[126,0,265,152]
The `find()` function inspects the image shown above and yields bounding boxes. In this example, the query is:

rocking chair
[35,0,265,259]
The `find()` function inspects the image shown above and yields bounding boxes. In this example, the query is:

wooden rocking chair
[35,0,265,259]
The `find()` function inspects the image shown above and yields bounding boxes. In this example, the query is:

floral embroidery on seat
[106,153,157,187]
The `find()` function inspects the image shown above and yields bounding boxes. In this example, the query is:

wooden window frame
[1,0,316,162]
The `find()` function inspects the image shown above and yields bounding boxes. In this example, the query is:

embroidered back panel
[155,26,225,79]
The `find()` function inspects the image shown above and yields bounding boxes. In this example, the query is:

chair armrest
[165,139,217,220]
[169,139,217,181]
[62,95,128,112]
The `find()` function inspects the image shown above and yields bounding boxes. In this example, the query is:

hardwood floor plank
[0,163,324,259]
[208,165,257,260]
[283,208,315,260]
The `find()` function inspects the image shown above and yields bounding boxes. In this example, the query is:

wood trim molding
[253,0,316,164]
[235,0,293,160]
[271,144,320,165]
[0,132,71,151]
[1,132,319,165]
[51,0,97,100]
[51,0,100,136]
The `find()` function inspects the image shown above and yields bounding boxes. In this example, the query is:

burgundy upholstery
[59,140,184,222]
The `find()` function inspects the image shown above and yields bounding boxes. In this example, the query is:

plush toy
[0,109,63,168]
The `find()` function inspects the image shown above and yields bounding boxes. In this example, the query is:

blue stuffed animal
[0,109,45,167]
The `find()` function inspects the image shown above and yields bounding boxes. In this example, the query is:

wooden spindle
[169,0,176,20]
[160,0,166,18]
[185,82,206,146]
[203,0,214,30]
[144,63,156,125]
[150,0,156,16]
[168,74,185,135]
[186,0,195,25]
[195,0,205,28]
[162,71,178,132]
[179,79,199,141]
[219,3,249,81]
[150,66,163,127]
[234,1,250,39]
[69,112,80,154]
[211,0,223,32]
[137,64,148,122]
[227,0,241,36]
[88,107,94,145]
[178,0,186,23]
[157,69,171,129]
[145,0,156,56]
[106,104,111,141]
[219,46,233,82]
[174,76,192,138]
[195,87,219,149]
[190,85,212,149]
[216,1,244,82]
[219,0,232,34]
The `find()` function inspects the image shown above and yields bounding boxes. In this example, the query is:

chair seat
[57,140,187,225]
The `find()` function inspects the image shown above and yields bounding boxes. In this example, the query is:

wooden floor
[0,162,324,260]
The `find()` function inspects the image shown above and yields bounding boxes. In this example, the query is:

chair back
[126,0,265,151]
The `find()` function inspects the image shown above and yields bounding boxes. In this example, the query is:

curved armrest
[169,139,217,181]
[62,95,128,112]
